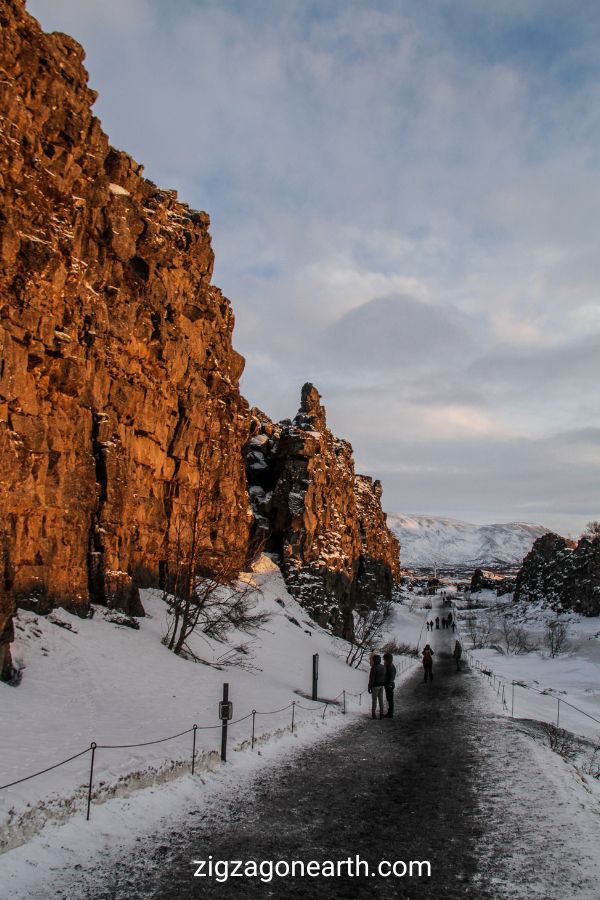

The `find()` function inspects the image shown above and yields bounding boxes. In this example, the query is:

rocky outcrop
[514,532,600,615]
[0,0,251,655]
[245,384,400,637]
[0,1,401,678]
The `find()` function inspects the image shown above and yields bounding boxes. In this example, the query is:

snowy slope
[389,514,548,568]
[0,556,418,854]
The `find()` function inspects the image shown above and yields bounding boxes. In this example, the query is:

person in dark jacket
[435,617,440,629]
[368,654,386,719]
[422,644,434,682]
[453,640,462,671]
[383,652,396,717]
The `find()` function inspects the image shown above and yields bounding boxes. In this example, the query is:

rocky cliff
[514,532,600,615]
[245,384,400,638]
[0,0,251,676]
[0,1,401,680]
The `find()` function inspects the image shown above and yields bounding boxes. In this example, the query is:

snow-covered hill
[388,514,548,568]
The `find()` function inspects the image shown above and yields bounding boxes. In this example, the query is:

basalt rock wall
[245,384,400,637]
[0,0,252,675]
[514,532,600,615]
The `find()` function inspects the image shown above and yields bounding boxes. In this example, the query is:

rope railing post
[322,701,328,720]
[511,681,515,718]
[86,742,97,821]
[251,710,256,750]
[291,701,296,733]
[191,725,197,775]
[557,698,560,729]
[359,692,362,707]
[343,690,346,714]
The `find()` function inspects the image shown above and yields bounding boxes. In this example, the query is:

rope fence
[0,653,419,820]
[451,600,600,738]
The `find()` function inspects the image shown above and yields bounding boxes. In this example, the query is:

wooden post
[221,683,229,762]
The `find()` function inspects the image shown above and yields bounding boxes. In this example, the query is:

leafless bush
[582,741,600,779]
[541,723,581,760]
[464,613,494,649]
[346,595,393,668]
[162,487,270,658]
[544,618,569,658]
[494,615,537,655]
[381,640,418,658]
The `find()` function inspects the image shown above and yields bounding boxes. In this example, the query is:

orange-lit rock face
[0,0,251,655]
[246,385,400,637]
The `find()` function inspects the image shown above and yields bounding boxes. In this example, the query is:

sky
[27,0,600,536]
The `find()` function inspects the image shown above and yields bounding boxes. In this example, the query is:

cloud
[25,0,600,532]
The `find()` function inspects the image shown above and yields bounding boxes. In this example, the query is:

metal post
[221,683,229,763]
[192,724,197,775]
[251,710,256,750]
[359,692,362,707]
[86,742,97,821]
[322,701,328,720]
[557,698,560,728]
[343,690,346,714]
[312,653,319,701]
[511,682,515,718]
[291,701,296,733]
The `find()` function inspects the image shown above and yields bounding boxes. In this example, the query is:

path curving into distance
[77,600,600,900]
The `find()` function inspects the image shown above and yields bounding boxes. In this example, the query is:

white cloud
[25,0,600,532]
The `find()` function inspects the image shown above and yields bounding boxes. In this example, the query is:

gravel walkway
[86,605,600,900]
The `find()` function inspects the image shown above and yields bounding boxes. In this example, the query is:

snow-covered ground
[0,555,418,864]
[389,513,548,568]
[454,592,600,742]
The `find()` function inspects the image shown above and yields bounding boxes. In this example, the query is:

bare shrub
[381,640,418,658]
[582,741,600,779]
[162,487,269,658]
[464,613,493,649]
[544,618,569,658]
[494,615,537,655]
[346,594,393,668]
[541,723,581,760]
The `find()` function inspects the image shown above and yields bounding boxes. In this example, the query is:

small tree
[346,594,393,668]
[162,486,269,659]
[583,520,600,539]
[494,613,536,655]
[464,613,493,649]
[544,617,569,658]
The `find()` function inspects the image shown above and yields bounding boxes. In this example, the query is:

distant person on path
[453,640,462,671]
[452,621,456,632]
[383,652,396,718]
[448,612,453,625]
[368,654,386,719]
[422,644,434,682]
[435,617,440,629]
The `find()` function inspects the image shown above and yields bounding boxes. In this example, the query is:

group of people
[367,636,463,717]
[367,652,396,719]
[420,639,462,682]
[425,614,455,632]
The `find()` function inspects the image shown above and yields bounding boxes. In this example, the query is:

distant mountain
[388,514,549,568]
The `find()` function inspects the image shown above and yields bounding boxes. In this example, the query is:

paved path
[89,602,600,900]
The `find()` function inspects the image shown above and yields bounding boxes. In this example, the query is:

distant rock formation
[245,384,400,638]
[0,0,251,674]
[514,532,600,615]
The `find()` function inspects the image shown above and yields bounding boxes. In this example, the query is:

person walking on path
[453,640,462,671]
[368,654,386,718]
[422,644,434,682]
[383,652,396,717]
[435,616,440,629]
